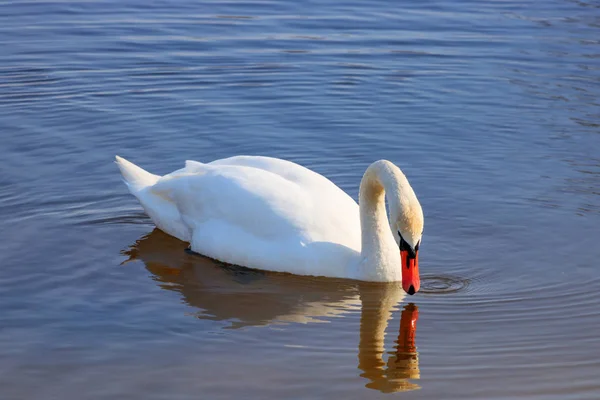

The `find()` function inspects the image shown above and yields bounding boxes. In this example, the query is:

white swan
[115,155,424,294]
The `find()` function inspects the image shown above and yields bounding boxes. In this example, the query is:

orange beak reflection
[401,250,420,295]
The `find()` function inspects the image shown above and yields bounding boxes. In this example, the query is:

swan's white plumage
[116,155,422,282]
[117,155,366,279]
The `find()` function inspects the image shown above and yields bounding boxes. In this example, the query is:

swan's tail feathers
[115,156,160,192]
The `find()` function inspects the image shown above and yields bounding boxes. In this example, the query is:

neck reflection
[358,283,420,393]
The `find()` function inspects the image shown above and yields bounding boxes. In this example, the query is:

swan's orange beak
[401,250,420,295]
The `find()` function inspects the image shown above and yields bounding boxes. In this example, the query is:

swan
[115,155,424,294]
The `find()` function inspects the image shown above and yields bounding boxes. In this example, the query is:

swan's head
[390,183,424,296]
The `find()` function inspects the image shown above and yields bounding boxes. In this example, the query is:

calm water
[1,0,599,398]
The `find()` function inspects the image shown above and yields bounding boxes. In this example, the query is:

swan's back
[117,156,362,278]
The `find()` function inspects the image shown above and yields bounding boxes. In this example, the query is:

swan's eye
[399,236,409,251]
[398,232,417,258]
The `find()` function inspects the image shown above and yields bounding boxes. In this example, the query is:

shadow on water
[122,228,421,393]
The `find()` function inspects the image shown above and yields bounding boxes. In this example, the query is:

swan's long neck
[358,160,412,281]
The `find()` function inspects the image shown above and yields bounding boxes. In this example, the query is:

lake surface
[1,0,599,398]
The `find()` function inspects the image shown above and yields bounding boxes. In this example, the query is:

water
[1,0,599,398]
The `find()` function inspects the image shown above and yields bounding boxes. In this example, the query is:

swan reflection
[122,229,421,392]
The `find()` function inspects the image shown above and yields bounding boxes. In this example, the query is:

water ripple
[419,274,470,295]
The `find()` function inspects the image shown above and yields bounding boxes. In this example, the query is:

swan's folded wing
[209,155,333,189]
[147,160,362,278]
[150,164,316,241]
[184,160,205,172]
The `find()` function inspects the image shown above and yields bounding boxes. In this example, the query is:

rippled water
[1,0,599,398]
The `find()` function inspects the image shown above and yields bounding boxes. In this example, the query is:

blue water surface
[0,0,599,399]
